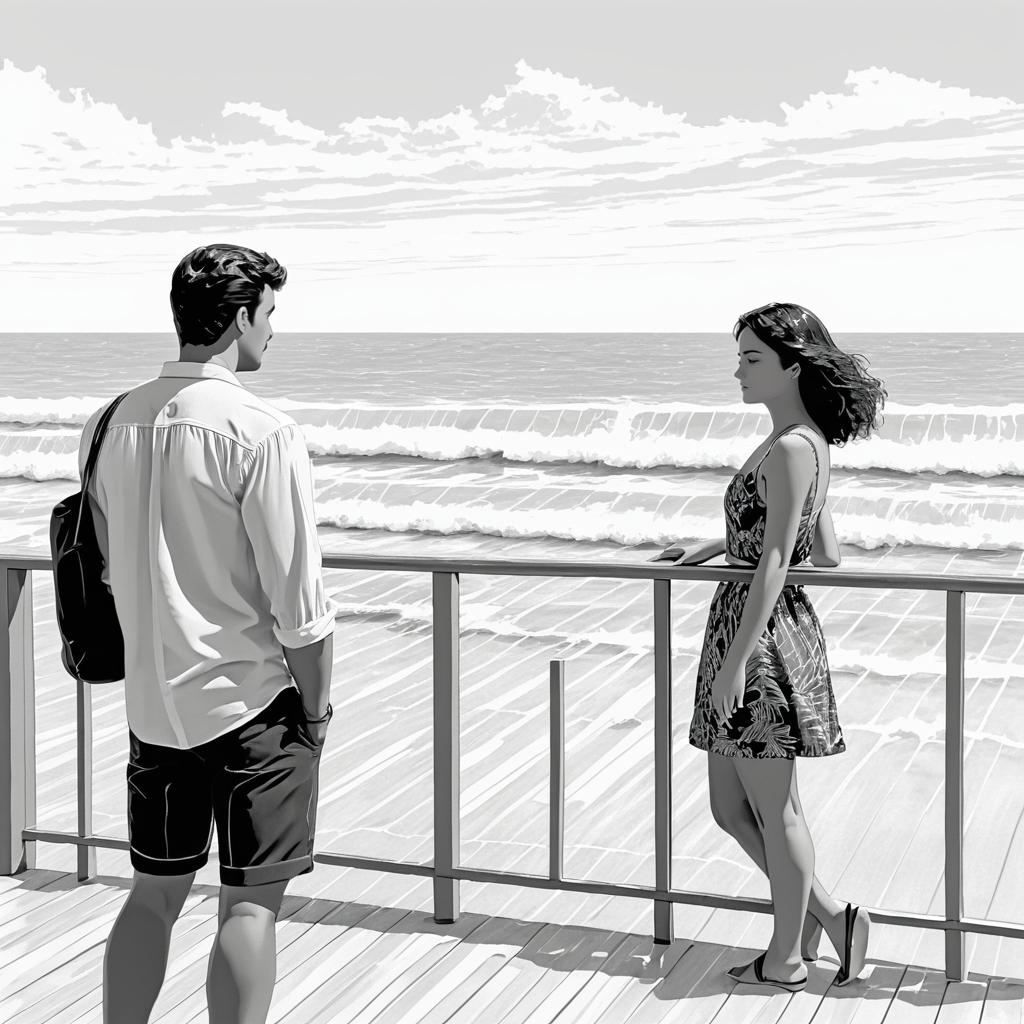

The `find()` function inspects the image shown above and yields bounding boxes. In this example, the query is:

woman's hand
[711,657,746,722]
[651,538,725,564]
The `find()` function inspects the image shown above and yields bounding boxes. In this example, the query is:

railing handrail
[2,550,1023,594]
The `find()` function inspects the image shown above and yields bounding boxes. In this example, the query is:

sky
[1,0,1022,331]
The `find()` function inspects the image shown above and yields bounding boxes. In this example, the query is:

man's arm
[283,634,333,719]
[240,423,337,718]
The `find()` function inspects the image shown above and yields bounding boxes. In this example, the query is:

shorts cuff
[130,847,209,876]
[220,854,315,887]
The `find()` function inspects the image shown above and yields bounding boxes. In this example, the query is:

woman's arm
[809,503,841,567]
[712,436,815,719]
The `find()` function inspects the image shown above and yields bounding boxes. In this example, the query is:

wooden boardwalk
[3,864,1024,1024]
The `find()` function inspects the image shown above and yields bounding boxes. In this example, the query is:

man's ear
[234,305,250,333]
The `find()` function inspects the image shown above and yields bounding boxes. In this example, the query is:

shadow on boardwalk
[4,869,1023,1024]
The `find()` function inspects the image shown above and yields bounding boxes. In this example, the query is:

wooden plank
[1,893,214,1024]
[935,979,988,1024]
[547,935,693,1024]
[440,922,625,1024]
[306,911,490,1024]
[882,966,955,1024]
[0,869,66,910]
[618,940,746,1023]
[795,963,907,1024]
[149,894,374,1023]
[354,916,544,1024]
[981,980,1024,1024]
[0,880,121,958]
[0,881,125,976]
[257,906,422,1024]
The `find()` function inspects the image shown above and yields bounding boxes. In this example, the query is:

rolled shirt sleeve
[240,423,337,648]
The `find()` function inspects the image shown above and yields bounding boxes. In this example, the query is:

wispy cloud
[1,59,1022,328]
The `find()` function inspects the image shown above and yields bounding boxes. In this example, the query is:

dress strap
[754,425,822,513]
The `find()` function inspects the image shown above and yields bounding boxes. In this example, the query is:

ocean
[8,332,1024,972]
[2,332,1023,559]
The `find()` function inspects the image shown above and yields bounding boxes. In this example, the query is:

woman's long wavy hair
[734,302,886,445]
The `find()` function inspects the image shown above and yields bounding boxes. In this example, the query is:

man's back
[80,360,335,749]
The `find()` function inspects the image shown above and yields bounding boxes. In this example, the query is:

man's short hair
[170,244,287,347]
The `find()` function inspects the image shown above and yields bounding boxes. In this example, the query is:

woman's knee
[709,787,749,833]
[754,793,802,837]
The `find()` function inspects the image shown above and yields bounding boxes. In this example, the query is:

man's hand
[303,715,330,747]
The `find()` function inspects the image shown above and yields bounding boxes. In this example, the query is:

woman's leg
[708,752,846,956]
[730,756,815,979]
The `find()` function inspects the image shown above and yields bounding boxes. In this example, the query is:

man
[79,244,337,1024]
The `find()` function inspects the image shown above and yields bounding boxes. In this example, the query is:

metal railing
[3,551,1024,982]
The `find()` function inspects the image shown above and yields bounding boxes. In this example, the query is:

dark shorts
[126,686,323,886]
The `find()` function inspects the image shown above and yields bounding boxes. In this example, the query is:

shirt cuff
[273,598,338,649]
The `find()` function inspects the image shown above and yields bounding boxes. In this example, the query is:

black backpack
[50,392,131,683]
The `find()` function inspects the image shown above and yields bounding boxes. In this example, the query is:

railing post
[549,660,565,881]
[653,578,673,943]
[432,571,460,923]
[944,589,966,980]
[0,567,36,875]
[76,680,96,881]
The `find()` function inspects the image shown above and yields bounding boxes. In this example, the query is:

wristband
[304,702,333,725]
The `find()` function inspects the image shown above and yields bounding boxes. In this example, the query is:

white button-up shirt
[79,361,337,749]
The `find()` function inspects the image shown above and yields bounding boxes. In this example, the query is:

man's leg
[207,879,289,1024]
[207,688,324,1024]
[103,870,195,1024]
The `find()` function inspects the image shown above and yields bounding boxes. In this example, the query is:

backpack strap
[75,392,131,540]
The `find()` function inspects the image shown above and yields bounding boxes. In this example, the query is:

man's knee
[129,870,195,918]
[218,880,288,923]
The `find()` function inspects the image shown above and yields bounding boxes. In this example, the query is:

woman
[658,302,886,991]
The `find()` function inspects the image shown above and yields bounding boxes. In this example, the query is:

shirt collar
[159,361,246,388]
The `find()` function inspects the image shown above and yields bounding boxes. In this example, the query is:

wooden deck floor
[3,864,1023,1024]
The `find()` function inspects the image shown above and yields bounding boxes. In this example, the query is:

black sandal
[835,903,869,986]
[728,952,808,992]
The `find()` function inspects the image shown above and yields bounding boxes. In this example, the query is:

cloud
[476,59,690,139]
[1,57,1022,298]
[781,67,1016,137]
[222,101,329,145]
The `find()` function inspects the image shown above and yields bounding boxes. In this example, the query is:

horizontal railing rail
[4,551,1024,983]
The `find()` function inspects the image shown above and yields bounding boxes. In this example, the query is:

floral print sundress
[688,425,845,759]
